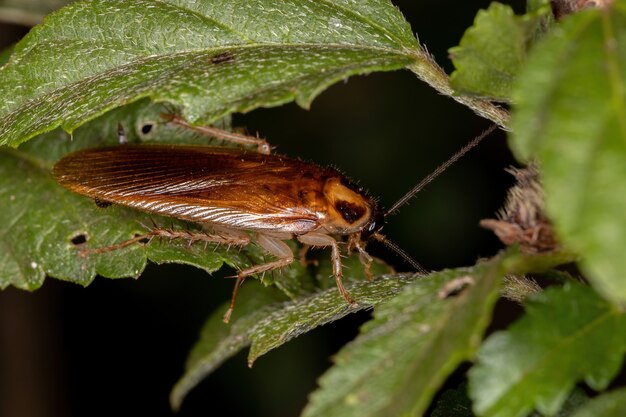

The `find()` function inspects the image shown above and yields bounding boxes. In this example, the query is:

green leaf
[170,282,288,411]
[0,0,419,147]
[469,282,626,417]
[529,388,590,417]
[526,0,555,34]
[171,262,399,411]
[509,2,626,303]
[569,388,626,417]
[527,0,551,14]
[302,259,504,417]
[248,258,396,365]
[449,3,545,101]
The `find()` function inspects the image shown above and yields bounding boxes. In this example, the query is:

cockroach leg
[79,228,249,256]
[162,113,271,154]
[222,275,246,324]
[356,246,374,281]
[298,245,319,267]
[297,232,355,304]
[346,234,373,280]
[238,234,294,277]
[222,234,294,323]
[299,245,310,266]
[79,233,153,255]
[94,197,112,208]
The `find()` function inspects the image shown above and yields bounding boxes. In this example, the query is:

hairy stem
[408,49,510,128]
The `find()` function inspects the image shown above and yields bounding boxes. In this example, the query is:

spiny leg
[355,242,374,281]
[223,233,294,323]
[79,227,250,256]
[297,232,355,304]
[163,113,271,154]
[298,245,319,267]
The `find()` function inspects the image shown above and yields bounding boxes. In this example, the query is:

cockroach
[53,120,497,322]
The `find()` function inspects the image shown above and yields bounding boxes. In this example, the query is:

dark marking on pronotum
[335,200,366,224]
[94,197,112,208]
[211,52,235,64]
[71,233,87,245]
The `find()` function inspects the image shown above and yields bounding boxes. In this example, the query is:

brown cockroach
[53,120,496,321]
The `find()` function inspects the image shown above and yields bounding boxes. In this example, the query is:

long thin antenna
[372,233,429,275]
[385,124,498,216]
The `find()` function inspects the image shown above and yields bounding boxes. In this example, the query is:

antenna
[385,124,498,216]
[372,233,428,275]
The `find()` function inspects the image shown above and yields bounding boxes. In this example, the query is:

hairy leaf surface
[0,0,419,146]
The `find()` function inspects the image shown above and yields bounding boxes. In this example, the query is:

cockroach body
[53,123,496,321]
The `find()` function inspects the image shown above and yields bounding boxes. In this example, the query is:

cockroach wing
[53,145,336,233]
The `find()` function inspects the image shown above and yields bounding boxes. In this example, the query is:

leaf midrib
[0,42,415,119]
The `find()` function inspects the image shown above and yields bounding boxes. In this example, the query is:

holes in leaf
[141,123,154,135]
[438,276,474,299]
[135,233,150,245]
[70,233,88,246]
[136,119,157,139]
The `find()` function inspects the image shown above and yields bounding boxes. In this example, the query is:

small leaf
[170,282,287,411]
[469,282,626,417]
[569,388,626,417]
[527,0,552,14]
[248,258,397,365]
[172,263,400,411]
[449,3,547,101]
[509,2,626,302]
[0,0,419,147]
[302,259,504,417]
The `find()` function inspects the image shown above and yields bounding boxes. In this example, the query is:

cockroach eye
[361,210,385,240]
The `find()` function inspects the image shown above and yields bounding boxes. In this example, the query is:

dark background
[0,1,524,416]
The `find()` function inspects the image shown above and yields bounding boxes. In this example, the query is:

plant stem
[408,50,510,128]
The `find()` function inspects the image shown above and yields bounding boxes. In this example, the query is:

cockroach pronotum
[53,119,497,322]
